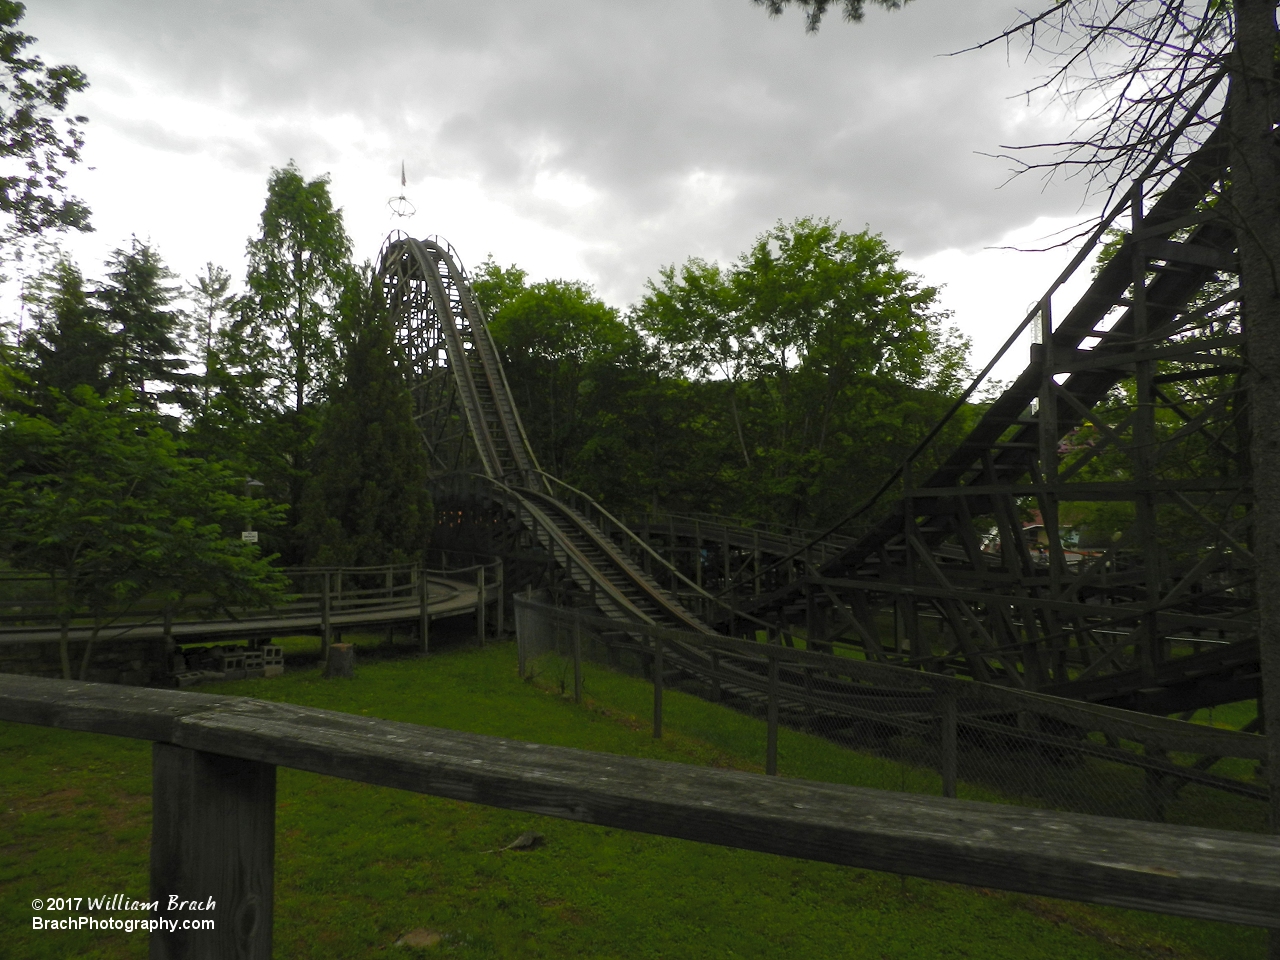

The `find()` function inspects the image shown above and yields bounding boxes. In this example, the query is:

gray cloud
[28,0,1089,302]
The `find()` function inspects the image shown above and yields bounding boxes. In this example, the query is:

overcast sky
[19,0,1105,378]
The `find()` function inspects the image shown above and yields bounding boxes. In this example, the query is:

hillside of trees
[0,6,979,619]
[0,164,977,574]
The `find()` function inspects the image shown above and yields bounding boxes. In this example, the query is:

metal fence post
[766,650,779,775]
[710,650,720,702]
[476,567,487,645]
[653,633,663,739]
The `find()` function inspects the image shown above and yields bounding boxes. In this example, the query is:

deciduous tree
[0,1,91,246]
[246,162,353,415]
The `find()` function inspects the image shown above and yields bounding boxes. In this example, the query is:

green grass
[1,640,1268,958]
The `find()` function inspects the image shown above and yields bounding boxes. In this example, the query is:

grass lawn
[1,637,1268,959]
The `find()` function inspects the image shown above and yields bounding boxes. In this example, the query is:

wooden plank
[2,676,1278,928]
[151,744,274,960]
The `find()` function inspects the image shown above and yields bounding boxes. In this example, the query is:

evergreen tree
[95,238,188,408]
[188,261,235,413]
[20,257,111,406]
[299,274,431,566]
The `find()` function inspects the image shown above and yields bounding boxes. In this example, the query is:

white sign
[241,531,259,543]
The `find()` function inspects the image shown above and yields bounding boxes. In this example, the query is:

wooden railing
[515,598,1269,809]
[0,559,505,653]
[3,675,1277,959]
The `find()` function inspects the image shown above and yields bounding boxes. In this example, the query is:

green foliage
[299,271,432,566]
[95,238,188,408]
[188,261,234,413]
[0,387,289,677]
[0,1,91,244]
[471,256,529,320]
[245,161,353,414]
[754,0,909,32]
[490,277,644,479]
[17,257,111,405]
[632,218,972,525]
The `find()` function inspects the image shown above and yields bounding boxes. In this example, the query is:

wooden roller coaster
[378,121,1256,722]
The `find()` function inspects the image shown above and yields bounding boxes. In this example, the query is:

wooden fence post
[653,634,663,739]
[709,650,720,702]
[940,689,958,799]
[573,609,583,705]
[495,560,505,638]
[150,743,275,960]
[766,650,779,776]
[476,568,487,645]
[419,569,430,655]
[320,572,332,661]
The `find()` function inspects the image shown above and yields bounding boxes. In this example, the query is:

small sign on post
[241,531,259,543]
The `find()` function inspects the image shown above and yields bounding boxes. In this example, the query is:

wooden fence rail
[0,560,504,654]
[515,598,1269,810]
[3,675,1279,959]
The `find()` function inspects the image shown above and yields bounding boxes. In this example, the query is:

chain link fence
[515,596,1268,833]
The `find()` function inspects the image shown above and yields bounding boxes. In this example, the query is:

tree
[299,272,432,566]
[246,161,353,415]
[188,262,235,413]
[96,238,188,409]
[19,257,111,405]
[0,1,91,246]
[472,256,529,320]
[635,218,969,525]
[0,386,287,679]
[489,277,642,478]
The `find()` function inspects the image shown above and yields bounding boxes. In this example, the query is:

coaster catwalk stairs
[720,128,1258,715]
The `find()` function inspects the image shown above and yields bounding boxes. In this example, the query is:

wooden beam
[3,676,1278,928]
[151,744,274,960]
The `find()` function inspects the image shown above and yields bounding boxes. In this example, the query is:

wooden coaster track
[377,126,1259,716]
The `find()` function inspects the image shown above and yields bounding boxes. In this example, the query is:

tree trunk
[728,381,751,467]
[58,616,71,681]
[1231,0,1280,844]
[78,623,101,682]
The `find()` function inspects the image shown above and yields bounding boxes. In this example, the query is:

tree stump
[324,643,354,679]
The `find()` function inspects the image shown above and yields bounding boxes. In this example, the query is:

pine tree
[299,275,431,566]
[96,238,188,408]
[20,258,111,406]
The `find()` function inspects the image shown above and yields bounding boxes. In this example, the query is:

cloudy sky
[20,0,1105,378]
